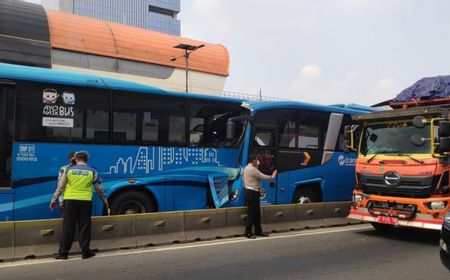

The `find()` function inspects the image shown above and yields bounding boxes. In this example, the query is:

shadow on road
[355,226,441,246]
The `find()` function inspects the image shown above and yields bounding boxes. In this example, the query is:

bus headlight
[230,189,239,201]
[429,201,447,210]
[353,194,363,203]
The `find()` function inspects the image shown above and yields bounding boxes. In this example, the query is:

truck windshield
[360,122,431,155]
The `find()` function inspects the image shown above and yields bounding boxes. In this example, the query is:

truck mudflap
[348,207,443,230]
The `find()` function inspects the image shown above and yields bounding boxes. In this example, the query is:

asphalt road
[1,224,448,280]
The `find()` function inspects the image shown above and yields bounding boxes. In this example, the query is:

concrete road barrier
[224,207,247,237]
[295,202,327,229]
[184,208,228,241]
[0,222,14,260]
[261,204,299,232]
[135,211,185,246]
[323,202,353,227]
[13,219,62,259]
[0,202,353,261]
[91,215,137,251]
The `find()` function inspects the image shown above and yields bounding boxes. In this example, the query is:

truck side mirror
[344,125,352,140]
[226,121,235,140]
[439,137,450,153]
[411,134,425,146]
[343,125,358,152]
[412,115,426,128]
[439,121,450,138]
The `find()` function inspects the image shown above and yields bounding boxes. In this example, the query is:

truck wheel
[371,222,395,231]
[293,189,320,204]
[110,191,156,215]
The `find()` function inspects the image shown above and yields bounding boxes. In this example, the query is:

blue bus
[0,63,371,221]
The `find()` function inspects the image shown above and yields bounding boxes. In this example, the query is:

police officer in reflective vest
[50,151,109,259]
[56,152,76,210]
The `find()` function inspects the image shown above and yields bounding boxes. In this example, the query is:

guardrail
[0,202,359,261]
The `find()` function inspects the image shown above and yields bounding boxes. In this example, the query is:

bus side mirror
[439,137,450,153]
[439,121,450,137]
[412,115,426,128]
[226,121,235,140]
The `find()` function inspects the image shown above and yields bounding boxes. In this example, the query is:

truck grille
[359,173,436,198]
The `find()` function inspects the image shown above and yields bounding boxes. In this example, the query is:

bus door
[0,84,14,188]
[250,125,278,205]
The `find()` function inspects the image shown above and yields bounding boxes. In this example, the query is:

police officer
[243,154,277,239]
[50,151,109,260]
[56,152,76,210]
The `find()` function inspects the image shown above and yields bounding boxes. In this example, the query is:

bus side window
[15,83,110,143]
[188,99,246,147]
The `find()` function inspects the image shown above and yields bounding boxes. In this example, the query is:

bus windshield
[360,122,431,155]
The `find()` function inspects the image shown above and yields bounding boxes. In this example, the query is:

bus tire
[293,188,320,204]
[110,190,156,215]
[371,222,395,232]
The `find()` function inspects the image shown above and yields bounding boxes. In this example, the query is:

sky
[179,0,450,106]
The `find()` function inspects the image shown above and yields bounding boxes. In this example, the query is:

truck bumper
[348,207,443,230]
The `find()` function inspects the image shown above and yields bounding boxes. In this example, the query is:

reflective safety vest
[64,165,100,201]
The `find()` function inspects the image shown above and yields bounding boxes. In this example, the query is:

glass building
[41,0,181,35]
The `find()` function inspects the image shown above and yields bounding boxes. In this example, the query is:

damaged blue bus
[0,63,371,221]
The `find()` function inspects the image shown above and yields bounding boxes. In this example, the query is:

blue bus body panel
[0,189,13,221]
[5,142,240,220]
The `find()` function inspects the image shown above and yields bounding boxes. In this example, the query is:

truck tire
[110,190,156,215]
[293,188,320,204]
[371,222,395,232]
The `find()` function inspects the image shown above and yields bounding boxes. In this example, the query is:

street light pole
[171,43,205,93]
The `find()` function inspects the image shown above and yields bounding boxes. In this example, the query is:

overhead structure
[0,0,229,95]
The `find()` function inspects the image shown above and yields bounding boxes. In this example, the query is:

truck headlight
[353,194,363,203]
[429,201,447,210]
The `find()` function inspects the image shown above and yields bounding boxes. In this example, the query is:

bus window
[298,124,320,149]
[112,91,185,146]
[254,128,276,147]
[15,83,110,143]
[188,99,246,147]
[168,115,186,145]
[142,112,158,143]
[113,112,137,143]
[279,121,296,148]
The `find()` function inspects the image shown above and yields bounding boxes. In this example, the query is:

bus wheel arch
[292,182,323,204]
[108,187,158,215]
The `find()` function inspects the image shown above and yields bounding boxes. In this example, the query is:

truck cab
[347,106,450,230]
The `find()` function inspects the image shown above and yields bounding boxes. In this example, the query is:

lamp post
[171,43,205,93]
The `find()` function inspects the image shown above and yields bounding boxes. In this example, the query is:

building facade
[1,1,228,95]
[41,0,181,35]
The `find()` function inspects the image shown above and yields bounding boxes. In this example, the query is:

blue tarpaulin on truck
[394,76,450,102]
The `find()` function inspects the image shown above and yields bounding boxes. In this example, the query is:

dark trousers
[58,200,92,255]
[245,188,263,235]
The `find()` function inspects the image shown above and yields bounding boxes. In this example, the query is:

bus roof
[0,63,244,103]
[244,101,374,115]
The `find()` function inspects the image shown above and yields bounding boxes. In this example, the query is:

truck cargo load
[391,76,450,108]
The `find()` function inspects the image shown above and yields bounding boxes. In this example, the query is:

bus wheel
[293,189,319,204]
[371,222,395,232]
[110,191,156,215]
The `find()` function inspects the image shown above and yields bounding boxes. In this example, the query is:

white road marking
[0,224,372,269]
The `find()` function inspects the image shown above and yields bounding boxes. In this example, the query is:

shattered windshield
[360,122,431,155]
